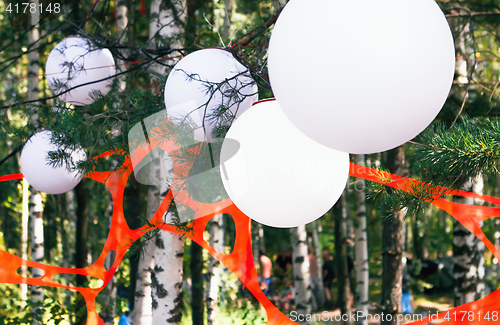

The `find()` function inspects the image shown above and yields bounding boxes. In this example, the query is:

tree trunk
[144,1,187,323]
[223,0,232,40]
[334,191,353,325]
[206,214,222,325]
[101,215,118,325]
[130,239,156,325]
[381,146,406,325]
[453,175,486,306]
[252,220,261,273]
[101,2,128,321]
[74,181,89,325]
[63,190,76,324]
[129,148,162,325]
[151,213,185,324]
[191,241,204,325]
[290,225,312,325]
[21,178,29,303]
[28,2,43,321]
[151,151,184,324]
[75,182,89,287]
[311,220,325,309]
[30,191,44,324]
[412,211,425,261]
[353,154,369,325]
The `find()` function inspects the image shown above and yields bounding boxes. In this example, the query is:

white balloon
[220,99,349,228]
[20,131,86,194]
[268,0,455,154]
[164,48,258,142]
[46,37,116,106]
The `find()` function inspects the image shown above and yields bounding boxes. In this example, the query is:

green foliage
[413,118,500,190]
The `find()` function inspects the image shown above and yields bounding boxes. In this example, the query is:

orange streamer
[0,144,499,324]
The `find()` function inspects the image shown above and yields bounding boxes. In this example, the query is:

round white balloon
[220,99,349,228]
[20,131,86,194]
[268,0,455,154]
[46,37,116,106]
[164,48,258,142]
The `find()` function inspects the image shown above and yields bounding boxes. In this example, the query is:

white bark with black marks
[150,151,184,324]
[206,214,222,325]
[129,149,162,325]
[129,239,156,325]
[453,176,485,306]
[30,192,44,325]
[21,178,29,303]
[28,3,43,322]
[311,220,325,309]
[290,225,312,325]
[353,154,369,325]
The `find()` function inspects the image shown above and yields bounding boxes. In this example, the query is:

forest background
[1,0,500,325]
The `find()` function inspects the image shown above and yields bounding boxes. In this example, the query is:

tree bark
[75,182,89,287]
[130,239,156,325]
[129,149,162,325]
[353,154,369,325]
[311,220,325,309]
[381,146,406,325]
[30,191,44,324]
[143,1,187,324]
[63,190,76,324]
[27,1,43,322]
[151,213,185,324]
[222,0,233,40]
[151,151,184,324]
[21,178,29,302]
[191,241,204,325]
[252,220,261,273]
[101,1,128,321]
[290,225,312,325]
[74,181,89,325]
[453,176,486,306]
[334,190,353,325]
[206,214,222,325]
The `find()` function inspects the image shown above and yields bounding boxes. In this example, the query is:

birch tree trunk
[453,175,485,306]
[223,0,232,40]
[334,191,353,325]
[381,146,406,325]
[206,214,222,325]
[74,182,89,325]
[191,240,204,325]
[21,178,29,303]
[290,225,312,325]
[64,190,76,324]
[130,239,156,325]
[146,1,187,324]
[129,149,162,325]
[151,151,184,324]
[353,154,369,325]
[30,191,44,324]
[27,3,44,322]
[100,1,128,322]
[311,220,325,309]
[252,220,261,272]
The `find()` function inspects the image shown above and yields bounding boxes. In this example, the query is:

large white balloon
[268,0,455,154]
[20,131,86,194]
[46,37,116,106]
[220,99,349,228]
[164,48,258,142]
